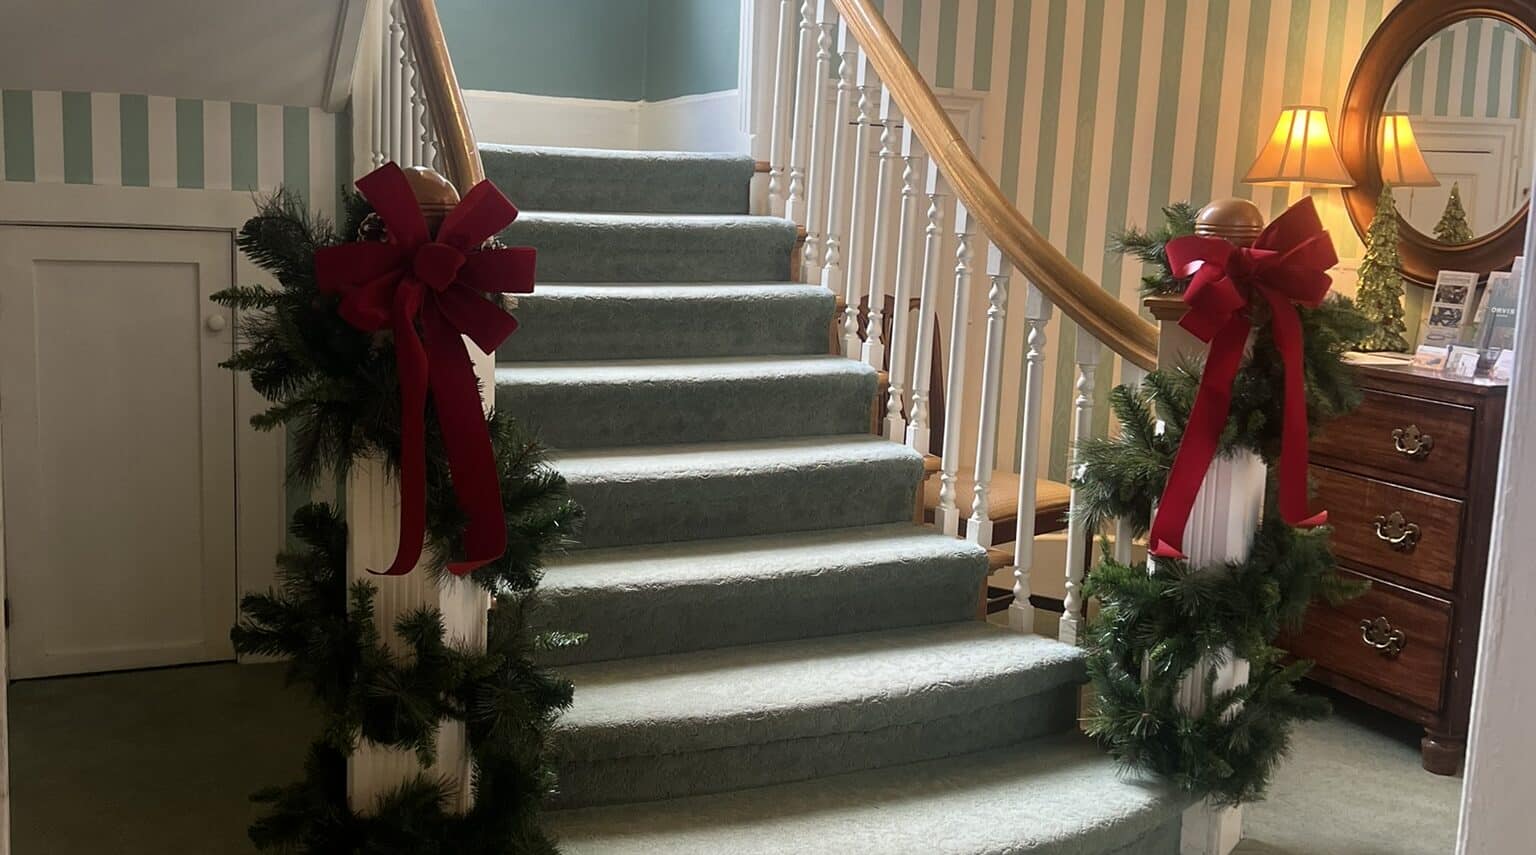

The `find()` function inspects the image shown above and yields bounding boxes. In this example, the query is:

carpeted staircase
[486,142,1184,854]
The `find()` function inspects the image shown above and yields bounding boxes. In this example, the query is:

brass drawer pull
[1360,617,1407,657]
[1392,424,1434,457]
[1373,511,1421,551]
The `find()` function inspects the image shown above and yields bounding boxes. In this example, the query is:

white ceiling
[0,0,356,108]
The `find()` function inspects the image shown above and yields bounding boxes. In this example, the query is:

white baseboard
[464,89,641,151]
[464,88,748,154]
[638,90,748,153]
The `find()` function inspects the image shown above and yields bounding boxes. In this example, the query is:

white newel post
[1009,284,1053,633]
[1145,198,1270,855]
[345,173,494,817]
[935,201,974,536]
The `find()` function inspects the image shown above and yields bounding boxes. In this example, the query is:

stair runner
[486,142,1183,854]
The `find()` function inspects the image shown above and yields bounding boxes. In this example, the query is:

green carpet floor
[7,664,1461,854]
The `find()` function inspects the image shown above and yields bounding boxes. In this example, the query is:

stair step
[550,621,1087,807]
[502,212,797,282]
[496,355,875,449]
[499,282,834,362]
[553,435,922,549]
[482,143,754,215]
[534,523,989,665]
[548,733,1184,854]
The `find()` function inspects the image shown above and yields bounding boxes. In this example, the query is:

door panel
[0,226,236,678]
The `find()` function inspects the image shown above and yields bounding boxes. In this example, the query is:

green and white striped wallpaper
[1387,18,1532,120]
[871,0,1416,479]
[0,90,348,215]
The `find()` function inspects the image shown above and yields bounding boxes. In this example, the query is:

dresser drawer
[1283,570,1451,713]
[1312,388,1474,494]
[1312,466,1463,591]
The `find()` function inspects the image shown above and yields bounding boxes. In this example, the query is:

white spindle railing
[1059,330,1100,646]
[1010,285,1054,632]
[935,202,974,537]
[767,0,795,216]
[800,0,839,282]
[762,0,1148,659]
[821,24,857,327]
[965,244,1010,547]
[861,91,902,369]
[881,126,926,440]
[365,0,439,174]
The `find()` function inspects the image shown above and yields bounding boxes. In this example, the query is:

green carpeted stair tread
[498,282,834,362]
[553,435,923,549]
[482,143,754,214]
[502,212,797,282]
[495,355,875,449]
[546,733,1185,855]
[549,621,1088,806]
[533,523,989,665]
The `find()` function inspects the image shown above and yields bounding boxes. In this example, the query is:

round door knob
[205,314,227,332]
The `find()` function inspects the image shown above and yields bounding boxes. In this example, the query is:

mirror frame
[1339,0,1536,286]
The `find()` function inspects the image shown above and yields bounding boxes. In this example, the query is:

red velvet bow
[314,162,535,576]
[1147,197,1338,560]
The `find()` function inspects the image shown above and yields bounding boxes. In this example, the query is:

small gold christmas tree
[1356,185,1410,352]
[1434,182,1473,244]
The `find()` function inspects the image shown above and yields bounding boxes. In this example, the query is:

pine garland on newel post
[1081,197,1369,852]
[214,163,582,853]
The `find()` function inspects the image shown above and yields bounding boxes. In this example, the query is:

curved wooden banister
[831,0,1157,370]
[398,0,484,191]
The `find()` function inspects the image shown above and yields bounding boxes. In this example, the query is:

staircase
[486,143,1184,854]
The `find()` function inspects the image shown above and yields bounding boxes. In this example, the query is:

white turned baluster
[784,0,817,229]
[385,0,404,164]
[1114,362,1147,567]
[406,35,426,165]
[767,0,796,217]
[861,91,902,369]
[800,0,838,283]
[904,166,948,455]
[1009,285,1054,633]
[935,202,975,537]
[393,1,412,162]
[1060,329,1101,645]
[839,52,879,357]
[966,244,1011,546]
[882,127,926,440]
[820,24,857,313]
[370,2,386,168]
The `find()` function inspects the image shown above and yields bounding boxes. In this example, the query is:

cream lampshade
[1243,105,1354,186]
[1378,112,1439,187]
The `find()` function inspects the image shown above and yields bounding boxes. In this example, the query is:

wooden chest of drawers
[1282,363,1506,775]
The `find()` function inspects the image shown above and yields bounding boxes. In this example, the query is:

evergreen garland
[1080,207,1372,805]
[1106,202,1201,296]
[1355,185,1411,352]
[216,190,582,853]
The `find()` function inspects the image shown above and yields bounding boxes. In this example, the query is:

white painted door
[0,225,237,679]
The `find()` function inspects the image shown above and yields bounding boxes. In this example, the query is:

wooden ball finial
[401,166,461,231]
[1195,197,1265,247]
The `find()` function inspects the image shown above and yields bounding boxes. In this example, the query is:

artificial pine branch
[1107,201,1200,296]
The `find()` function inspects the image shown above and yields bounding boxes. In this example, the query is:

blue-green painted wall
[438,0,738,102]
[645,0,742,100]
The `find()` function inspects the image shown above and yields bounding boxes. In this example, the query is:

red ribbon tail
[423,302,507,577]
[1146,317,1251,561]
[374,283,430,576]
[1264,289,1326,530]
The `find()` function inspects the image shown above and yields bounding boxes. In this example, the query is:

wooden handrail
[831,0,1157,370]
[398,0,484,192]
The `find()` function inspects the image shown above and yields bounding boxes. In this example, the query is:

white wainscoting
[464,88,749,154]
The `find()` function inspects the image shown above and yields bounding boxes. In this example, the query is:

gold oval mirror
[1340,0,1536,285]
